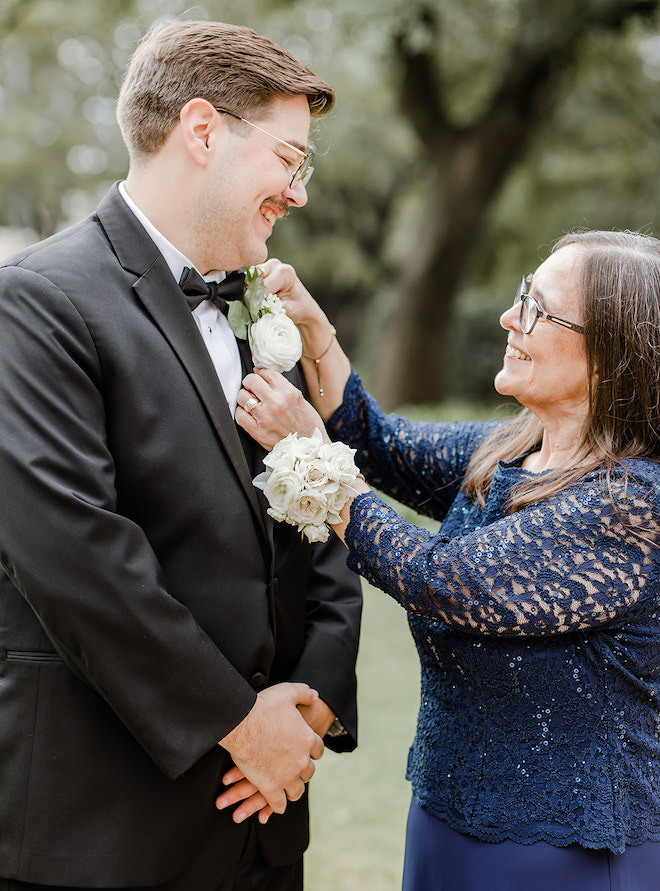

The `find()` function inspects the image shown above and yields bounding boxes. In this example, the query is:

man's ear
[179,98,221,167]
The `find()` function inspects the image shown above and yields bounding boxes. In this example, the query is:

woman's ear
[178,98,220,167]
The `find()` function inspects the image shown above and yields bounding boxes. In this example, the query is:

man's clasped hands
[216,681,334,824]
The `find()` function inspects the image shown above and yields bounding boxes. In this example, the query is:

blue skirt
[402,798,660,891]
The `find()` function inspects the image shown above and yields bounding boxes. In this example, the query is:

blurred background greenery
[2,2,660,880]
[4,0,660,408]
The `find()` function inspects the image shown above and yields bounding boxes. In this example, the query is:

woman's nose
[499,303,520,331]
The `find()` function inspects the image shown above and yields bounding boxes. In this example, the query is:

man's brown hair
[117,20,335,160]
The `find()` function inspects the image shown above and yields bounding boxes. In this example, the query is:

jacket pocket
[5,650,63,664]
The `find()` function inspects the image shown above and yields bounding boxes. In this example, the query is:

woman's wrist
[297,311,335,357]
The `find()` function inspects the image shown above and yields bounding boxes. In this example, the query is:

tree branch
[392,4,452,146]
[472,0,659,175]
[1,0,40,32]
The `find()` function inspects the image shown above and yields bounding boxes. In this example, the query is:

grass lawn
[306,582,420,890]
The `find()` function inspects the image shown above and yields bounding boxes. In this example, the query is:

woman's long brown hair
[464,230,660,512]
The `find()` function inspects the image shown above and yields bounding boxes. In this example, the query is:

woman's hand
[259,259,338,364]
[259,259,325,331]
[254,259,352,421]
[236,368,329,451]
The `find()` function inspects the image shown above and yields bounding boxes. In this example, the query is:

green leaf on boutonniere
[227,299,250,339]
[243,266,265,320]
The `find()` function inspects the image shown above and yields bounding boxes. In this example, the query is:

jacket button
[250,671,267,690]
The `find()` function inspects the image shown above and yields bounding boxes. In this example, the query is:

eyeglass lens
[292,154,314,187]
[520,297,537,334]
[513,277,536,333]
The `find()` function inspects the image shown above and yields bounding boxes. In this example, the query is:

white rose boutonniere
[227,267,302,373]
[253,429,361,542]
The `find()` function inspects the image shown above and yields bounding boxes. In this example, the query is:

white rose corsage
[253,429,361,542]
[227,267,302,373]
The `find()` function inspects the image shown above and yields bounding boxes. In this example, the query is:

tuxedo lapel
[235,339,261,475]
[95,184,269,542]
[235,337,277,558]
[236,337,254,381]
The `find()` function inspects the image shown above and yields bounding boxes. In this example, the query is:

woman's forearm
[298,318,352,421]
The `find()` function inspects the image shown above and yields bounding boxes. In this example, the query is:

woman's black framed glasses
[514,274,585,335]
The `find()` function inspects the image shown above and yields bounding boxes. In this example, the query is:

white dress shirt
[118,182,243,415]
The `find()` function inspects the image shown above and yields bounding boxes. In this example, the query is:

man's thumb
[290,683,319,706]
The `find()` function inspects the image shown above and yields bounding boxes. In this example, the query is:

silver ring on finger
[244,395,260,414]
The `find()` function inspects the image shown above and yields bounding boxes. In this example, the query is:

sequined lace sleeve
[327,370,497,520]
[345,471,660,637]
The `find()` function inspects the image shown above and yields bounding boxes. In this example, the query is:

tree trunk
[373,0,659,407]
[375,142,497,407]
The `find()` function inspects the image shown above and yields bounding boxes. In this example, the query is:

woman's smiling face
[494,244,590,422]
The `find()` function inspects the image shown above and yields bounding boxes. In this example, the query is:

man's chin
[244,244,269,267]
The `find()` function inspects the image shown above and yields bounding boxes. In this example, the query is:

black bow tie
[179,266,246,315]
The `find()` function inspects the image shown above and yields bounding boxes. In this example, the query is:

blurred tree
[446,11,660,403]
[247,0,660,404]
[0,0,139,234]
[368,0,660,406]
[3,0,660,405]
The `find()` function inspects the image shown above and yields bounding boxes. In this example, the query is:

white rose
[292,431,325,462]
[301,523,330,543]
[262,468,304,521]
[301,458,341,492]
[262,433,322,474]
[286,488,328,529]
[325,482,356,524]
[319,441,360,483]
[263,433,301,471]
[248,313,303,373]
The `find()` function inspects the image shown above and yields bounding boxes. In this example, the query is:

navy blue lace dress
[328,371,660,890]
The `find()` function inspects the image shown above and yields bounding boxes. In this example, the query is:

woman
[229,231,660,890]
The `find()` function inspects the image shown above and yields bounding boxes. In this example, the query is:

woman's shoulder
[622,456,660,477]
[574,459,660,526]
[583,457,660,490]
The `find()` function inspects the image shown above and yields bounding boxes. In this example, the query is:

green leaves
[243,266,265,319]
[227,266,264,339]
[227,299,250,339]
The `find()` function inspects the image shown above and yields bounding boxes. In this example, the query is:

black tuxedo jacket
[0,184,361,886]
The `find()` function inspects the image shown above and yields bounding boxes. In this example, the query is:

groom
[0,20,361,891]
